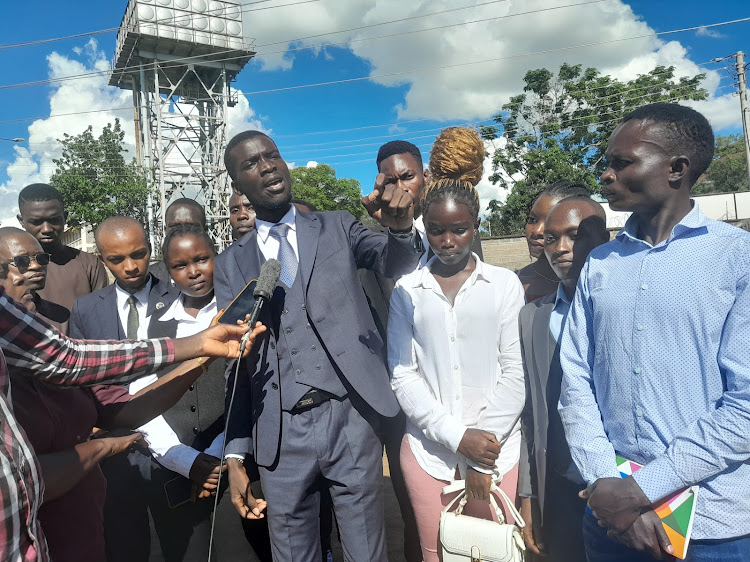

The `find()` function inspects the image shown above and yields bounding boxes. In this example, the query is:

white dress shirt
[115,278,152,340]
[254,204,300,262]
[128,295,223,478]
[388,254,526,481]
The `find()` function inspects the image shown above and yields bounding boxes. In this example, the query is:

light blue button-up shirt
[558,203,750,540]
[549,283,571,344]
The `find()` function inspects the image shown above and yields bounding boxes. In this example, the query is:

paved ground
[330,454,408,562]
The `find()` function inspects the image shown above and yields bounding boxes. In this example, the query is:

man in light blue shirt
[559,103,750,561]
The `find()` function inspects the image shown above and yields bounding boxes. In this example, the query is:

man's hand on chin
[361,173,415,232]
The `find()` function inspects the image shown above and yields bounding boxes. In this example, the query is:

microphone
[239,259,281,355]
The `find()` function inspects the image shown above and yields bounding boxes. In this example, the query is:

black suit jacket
[69,275,177,341]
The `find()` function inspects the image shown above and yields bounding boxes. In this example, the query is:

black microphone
[239,259,281,354]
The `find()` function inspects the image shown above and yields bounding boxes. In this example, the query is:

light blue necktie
[270,223,298,287]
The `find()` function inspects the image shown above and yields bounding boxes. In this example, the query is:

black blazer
[69,275,177,340]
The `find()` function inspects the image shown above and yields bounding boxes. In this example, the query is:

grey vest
[274,268,347,410]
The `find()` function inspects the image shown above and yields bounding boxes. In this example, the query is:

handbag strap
[441,481,526,529]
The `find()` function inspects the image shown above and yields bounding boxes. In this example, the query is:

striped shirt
[0,288,174,561]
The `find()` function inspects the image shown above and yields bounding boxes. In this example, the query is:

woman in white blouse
[388,128,526,562]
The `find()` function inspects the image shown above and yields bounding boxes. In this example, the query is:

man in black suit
[219,131,421,561]
[518,197,609,561]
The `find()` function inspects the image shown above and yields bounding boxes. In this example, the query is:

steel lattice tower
[110,0,255,253]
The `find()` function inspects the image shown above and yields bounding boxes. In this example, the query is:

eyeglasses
[9,253,51,269]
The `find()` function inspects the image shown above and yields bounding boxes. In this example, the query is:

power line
[252,1,604,58]
[241,17,750,96]
[0,0,316,50]
[0,0,588,91]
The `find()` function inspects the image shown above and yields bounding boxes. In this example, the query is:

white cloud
[243,0,734,123]
[696,26,726,39]
[306,161,319,168]
[0,39,266,226]
[241,0,741,213]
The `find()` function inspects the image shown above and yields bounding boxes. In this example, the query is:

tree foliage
[50,119,150,229]
[481,63,708,235]
[693,134,749,194]
[290,164,364,219]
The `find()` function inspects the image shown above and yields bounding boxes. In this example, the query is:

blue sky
[1,0,748,224]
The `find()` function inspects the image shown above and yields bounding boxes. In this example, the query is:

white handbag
[439,481,526,562]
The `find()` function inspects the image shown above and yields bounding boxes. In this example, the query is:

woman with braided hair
[388,127,525,561]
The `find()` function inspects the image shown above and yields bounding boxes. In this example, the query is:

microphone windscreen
[254,259,281,300]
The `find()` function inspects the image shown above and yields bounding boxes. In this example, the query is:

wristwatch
[388,226,414,239]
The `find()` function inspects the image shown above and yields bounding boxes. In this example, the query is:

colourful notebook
[616,455,699,559]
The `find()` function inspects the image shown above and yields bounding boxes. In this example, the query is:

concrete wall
[480,235,531,272]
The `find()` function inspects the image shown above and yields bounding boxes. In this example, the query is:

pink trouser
[400,434,519,562]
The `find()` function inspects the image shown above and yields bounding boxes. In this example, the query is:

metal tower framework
[110,0,254,254]
[134,62,236,252]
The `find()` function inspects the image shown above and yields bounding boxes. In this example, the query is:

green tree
[481,63,708,235]
[290,164,364,218]
[50,119,150,229]
[694,134,749,194]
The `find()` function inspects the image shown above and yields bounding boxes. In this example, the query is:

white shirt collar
[411,252,489,290]
[115,276,152,309]
[255,204,297,244]
[159,293,217,324]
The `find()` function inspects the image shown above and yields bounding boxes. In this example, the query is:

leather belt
[290,389,334,414]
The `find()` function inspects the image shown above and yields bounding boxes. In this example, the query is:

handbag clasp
[471,545,481,562]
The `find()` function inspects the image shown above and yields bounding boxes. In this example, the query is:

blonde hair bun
[428,127,485,187]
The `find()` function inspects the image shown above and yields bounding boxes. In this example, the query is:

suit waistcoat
[275,268,347,411]
[158,360,226,449]
[148,315,226,449]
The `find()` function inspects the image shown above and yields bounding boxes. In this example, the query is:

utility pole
[734,52,750,186]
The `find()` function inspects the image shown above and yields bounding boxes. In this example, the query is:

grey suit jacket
[518,292,557,517]
[215,210,422,467]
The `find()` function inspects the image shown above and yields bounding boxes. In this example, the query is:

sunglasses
[9,253,51,269]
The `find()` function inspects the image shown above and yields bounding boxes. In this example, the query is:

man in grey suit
[518,197,609,561]
[219,131,421,561]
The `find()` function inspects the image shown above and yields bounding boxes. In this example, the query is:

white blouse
[129,295,224,477]
[387,255,526,481]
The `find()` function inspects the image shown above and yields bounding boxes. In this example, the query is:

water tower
[110,0,255,252]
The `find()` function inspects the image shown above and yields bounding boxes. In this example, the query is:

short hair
[161,224,216,262]
[95,216,148,248]
[422,127,484,220]
[291,198,318,212]
[539,180,591,201]
[18,183,64,209]
[224,130,272,180]
[0,227,39,273]
[376,140,423,171]
[621,103,714,183]
[166,198,206,226]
